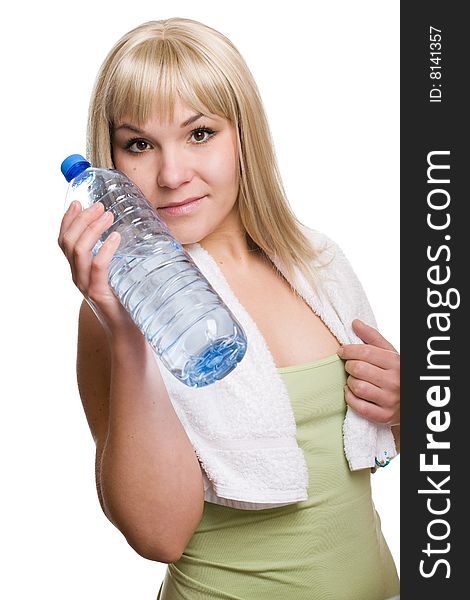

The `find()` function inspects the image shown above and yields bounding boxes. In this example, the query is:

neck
[201,233,258,262]
[196,209,264,271]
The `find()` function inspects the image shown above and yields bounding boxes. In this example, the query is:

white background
[1,1,399,597]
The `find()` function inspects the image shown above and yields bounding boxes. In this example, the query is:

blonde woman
[58,18,400,600]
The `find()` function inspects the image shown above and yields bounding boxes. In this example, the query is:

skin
[339,319,400,452]
[60,98,245,335]
[58,97,400,560]
[111,97,244,256]
[115,97,401,438]
[59,98,400,452]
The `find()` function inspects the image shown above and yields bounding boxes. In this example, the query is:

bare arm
[60,202,204,563]
[77,301,204,563]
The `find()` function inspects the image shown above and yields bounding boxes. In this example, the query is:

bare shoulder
[77,299,111,446]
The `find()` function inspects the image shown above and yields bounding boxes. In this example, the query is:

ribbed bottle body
[65,165,247,387]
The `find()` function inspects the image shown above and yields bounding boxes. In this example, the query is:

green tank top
[157,354,399,599]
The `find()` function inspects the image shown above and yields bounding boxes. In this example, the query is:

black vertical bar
[401,2,467,597]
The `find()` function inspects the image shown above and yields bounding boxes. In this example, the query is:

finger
[87,232,122,303]
[344,385,395,425]
[343,359,391,388]
[351,319,397,352]
[59,201,105,255]
[345,375,396,408]
[73,209,114,259]
[338,344,400,370]
[58,200,81,248]
[72,211,115,292]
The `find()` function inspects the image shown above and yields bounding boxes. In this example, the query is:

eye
[189,127,216,144]
[124,138,152,153]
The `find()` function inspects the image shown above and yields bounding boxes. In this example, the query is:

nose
[157,146,194,189]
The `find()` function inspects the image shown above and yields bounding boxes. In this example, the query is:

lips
[158,195,205,216]
[160,196,203,209]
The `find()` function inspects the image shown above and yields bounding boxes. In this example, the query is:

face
[111,97,241,246]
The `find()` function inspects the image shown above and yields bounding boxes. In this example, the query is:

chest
[222,260,340,369]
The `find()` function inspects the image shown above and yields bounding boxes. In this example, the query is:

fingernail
[337,346,344,357]
[107,232,120,242]
[98,210,112,221]
[67,200,78,213]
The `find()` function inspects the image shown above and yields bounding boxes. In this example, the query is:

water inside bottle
[63,161,247,387]
[108,238,247,387]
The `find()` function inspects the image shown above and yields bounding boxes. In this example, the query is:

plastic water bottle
[61,154,247,388]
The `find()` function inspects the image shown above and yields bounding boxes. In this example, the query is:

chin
[164,222,207,247]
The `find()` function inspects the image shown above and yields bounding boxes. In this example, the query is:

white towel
[153,226,397,509]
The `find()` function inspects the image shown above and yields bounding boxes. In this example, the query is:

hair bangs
[105,38,237,129]
[87,18,323,297]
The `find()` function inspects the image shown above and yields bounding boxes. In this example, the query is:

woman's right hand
[58,200,138,339]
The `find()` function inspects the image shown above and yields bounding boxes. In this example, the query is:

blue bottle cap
[61,154,91,182]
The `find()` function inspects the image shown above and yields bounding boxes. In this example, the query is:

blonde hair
[87,18,329,295]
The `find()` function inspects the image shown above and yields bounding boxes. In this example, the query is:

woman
[58,18,400,599]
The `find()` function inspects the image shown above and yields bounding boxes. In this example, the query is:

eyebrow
[115,113,204,134]
[182,113,204,127]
